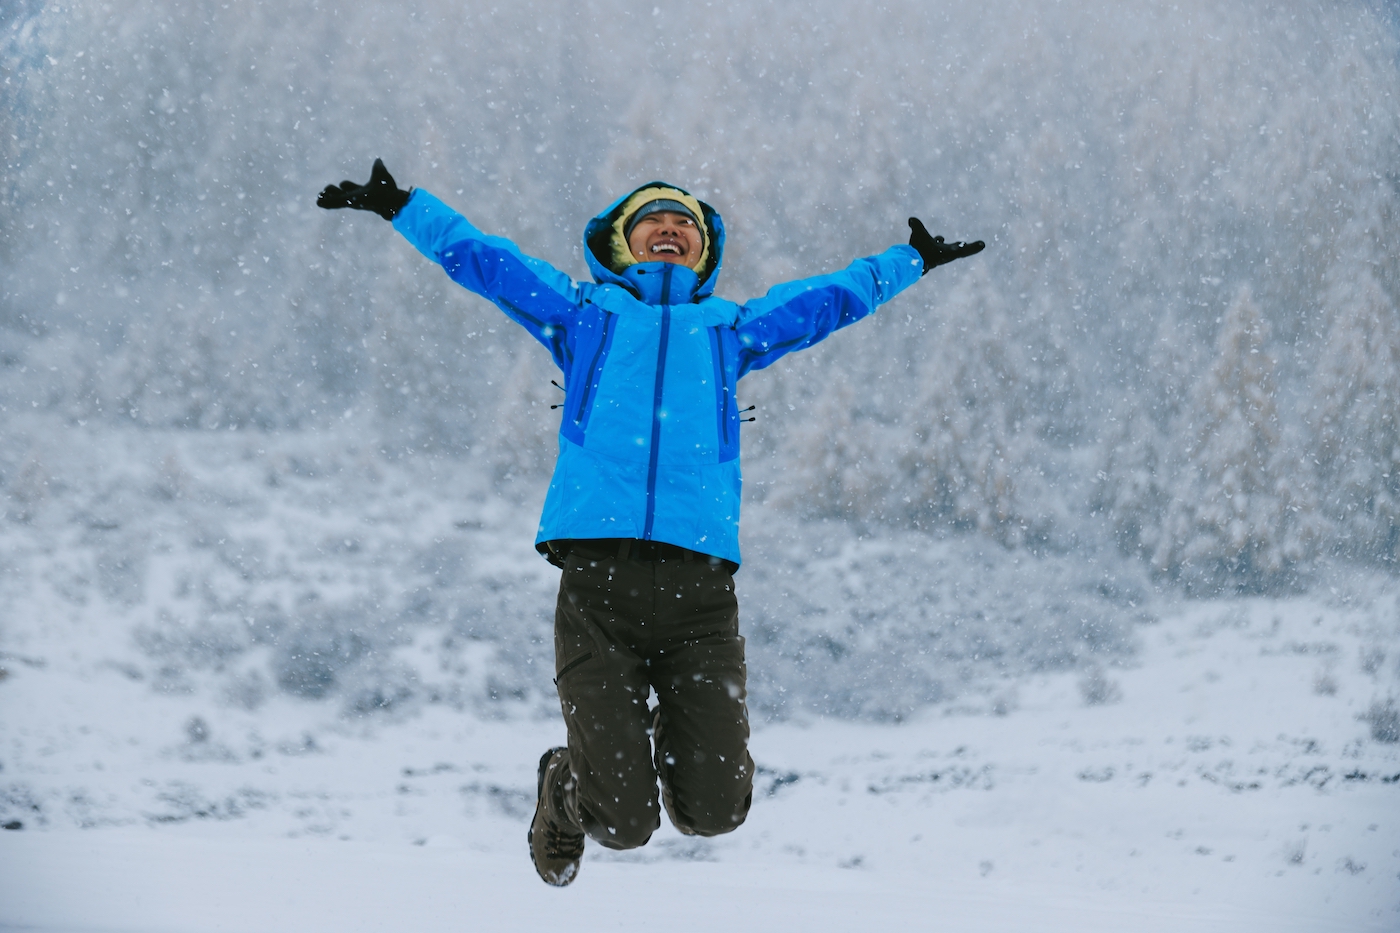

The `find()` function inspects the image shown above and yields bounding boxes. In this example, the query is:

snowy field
[2,423,1398,933]
[2,584,1398,932]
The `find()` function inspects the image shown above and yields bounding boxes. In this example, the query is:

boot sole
[527,746,574,886]
[527,745,560,850]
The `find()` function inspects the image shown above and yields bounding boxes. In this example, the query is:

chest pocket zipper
[573,315,614,429]
[709,326,731,449]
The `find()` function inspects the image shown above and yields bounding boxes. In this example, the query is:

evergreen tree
[1096,302,1205,564]
[778,373,878,519]
[896,266,1049,546]
[1155,287,1313,589]
[1315,245,1400,565]
[1097,407,1171,561]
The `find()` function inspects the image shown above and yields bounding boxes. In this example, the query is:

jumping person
[317,160,984,885]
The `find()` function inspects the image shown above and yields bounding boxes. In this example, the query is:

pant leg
[650,558,754,836]
[551,550,660,850]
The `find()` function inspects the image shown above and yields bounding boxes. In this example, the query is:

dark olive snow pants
[547,542,754,849]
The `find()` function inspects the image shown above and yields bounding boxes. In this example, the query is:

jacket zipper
[642,266,674,541]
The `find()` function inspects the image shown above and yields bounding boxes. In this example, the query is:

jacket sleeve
[734,244,924,377]
[393,189,580,369]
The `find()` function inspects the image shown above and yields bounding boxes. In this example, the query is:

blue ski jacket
[393,183,924,567]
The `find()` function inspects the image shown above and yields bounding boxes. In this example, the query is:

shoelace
[544,823,585,860]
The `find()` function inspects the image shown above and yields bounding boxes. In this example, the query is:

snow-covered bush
[1361,697,1399,744]
[1078,666,1123,706]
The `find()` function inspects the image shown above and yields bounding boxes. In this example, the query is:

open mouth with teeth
[623,207,704,270]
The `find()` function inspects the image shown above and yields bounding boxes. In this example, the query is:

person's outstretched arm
[318,159,580,366]
[734,218,984,377]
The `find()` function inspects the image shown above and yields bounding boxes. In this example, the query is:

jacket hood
[584,181,725,303]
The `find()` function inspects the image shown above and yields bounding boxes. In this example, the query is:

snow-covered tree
[1096,407,1171,561]
[1314,246,1400,566]
[779,372,886,520]
[894,266,1052,546]
[1154,287,1314,589]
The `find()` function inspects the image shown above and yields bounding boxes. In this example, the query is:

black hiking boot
[528,746,585,886]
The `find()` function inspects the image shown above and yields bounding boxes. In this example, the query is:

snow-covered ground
[2,422,1398,932]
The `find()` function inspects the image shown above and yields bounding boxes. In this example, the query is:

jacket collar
[613,262,700,306]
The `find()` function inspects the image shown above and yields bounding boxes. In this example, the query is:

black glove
[907,217,984,275]
[317,158,411,221]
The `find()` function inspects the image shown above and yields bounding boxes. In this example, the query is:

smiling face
[626,211,705,268]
